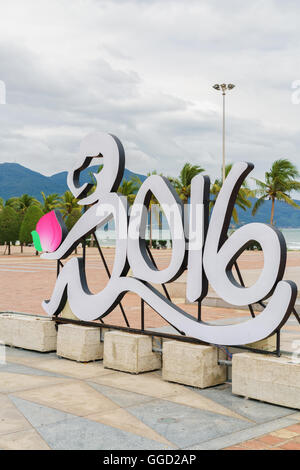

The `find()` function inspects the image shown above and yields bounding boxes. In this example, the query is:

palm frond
[232,207,238,224]
[276,192,300,209]
[252,196,266,216]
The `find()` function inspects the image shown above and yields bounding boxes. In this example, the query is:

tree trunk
[270,198,275,225]
[20,243,23,253]
[149,207,152,249]
[7,242,10,255]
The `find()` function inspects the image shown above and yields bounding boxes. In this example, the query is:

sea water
[96,226,300,250]
[280,228,300,250]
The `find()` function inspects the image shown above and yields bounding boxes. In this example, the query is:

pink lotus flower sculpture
[31,210,67,253]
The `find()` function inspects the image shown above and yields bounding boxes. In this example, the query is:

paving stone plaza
[0,347,299,450]
[0,247,300,450]
[2,0,300,457]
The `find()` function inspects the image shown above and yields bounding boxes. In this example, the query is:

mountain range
[0,162,146,201]
[0,162,300,228]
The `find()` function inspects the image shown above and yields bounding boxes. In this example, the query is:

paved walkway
[0,246,254,326]
[0,346,299,450]
[0,247,300,449]
[0,247,299,353]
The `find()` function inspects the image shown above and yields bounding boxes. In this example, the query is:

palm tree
[8,194,40,214]
[41,192,61,214]
[210,164,253,224]
[4,198,17,208]
[58,191,79,220]
[252,159,300,225]
[169,163,205,204]
[118,177,141,206]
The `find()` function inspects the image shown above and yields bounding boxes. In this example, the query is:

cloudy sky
[0,0,300,183]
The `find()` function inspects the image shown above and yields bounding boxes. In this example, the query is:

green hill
[0,163,146,201]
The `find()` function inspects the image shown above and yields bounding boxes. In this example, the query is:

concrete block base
[246,334,276,352]
[104,331,161,374]
[0,314,56,352]
[57,324,103,362]
[162,340,227,388]
[232,353,300,409]
[59,300,78,321]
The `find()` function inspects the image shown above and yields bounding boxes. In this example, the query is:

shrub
[19,205,44,245]
[0,206,19,247]
[152,239,158,249]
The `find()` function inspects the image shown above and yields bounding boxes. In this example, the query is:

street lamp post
[213,83,235,183]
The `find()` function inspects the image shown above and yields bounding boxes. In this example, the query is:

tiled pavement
[0,346,299,450]
[1,247,300,449]
[0,246,253,328]
[0,247,300,352]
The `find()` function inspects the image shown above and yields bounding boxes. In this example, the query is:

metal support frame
[293,308,300,325]
[92,232,130,327]
[53,227,300,358]
[276,330,281,357]
[234,261,255,318]
[141,299,145,331]
[145,245,172,301]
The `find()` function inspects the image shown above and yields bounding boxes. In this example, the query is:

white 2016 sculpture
[41,132,297,346]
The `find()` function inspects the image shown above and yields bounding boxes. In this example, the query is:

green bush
[0,206,19,245]
[152,239,158,249]
[19,205,44,245]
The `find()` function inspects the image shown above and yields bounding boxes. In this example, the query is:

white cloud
[0,0,299,185]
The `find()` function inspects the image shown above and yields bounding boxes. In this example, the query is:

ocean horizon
[96,226,300,250]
